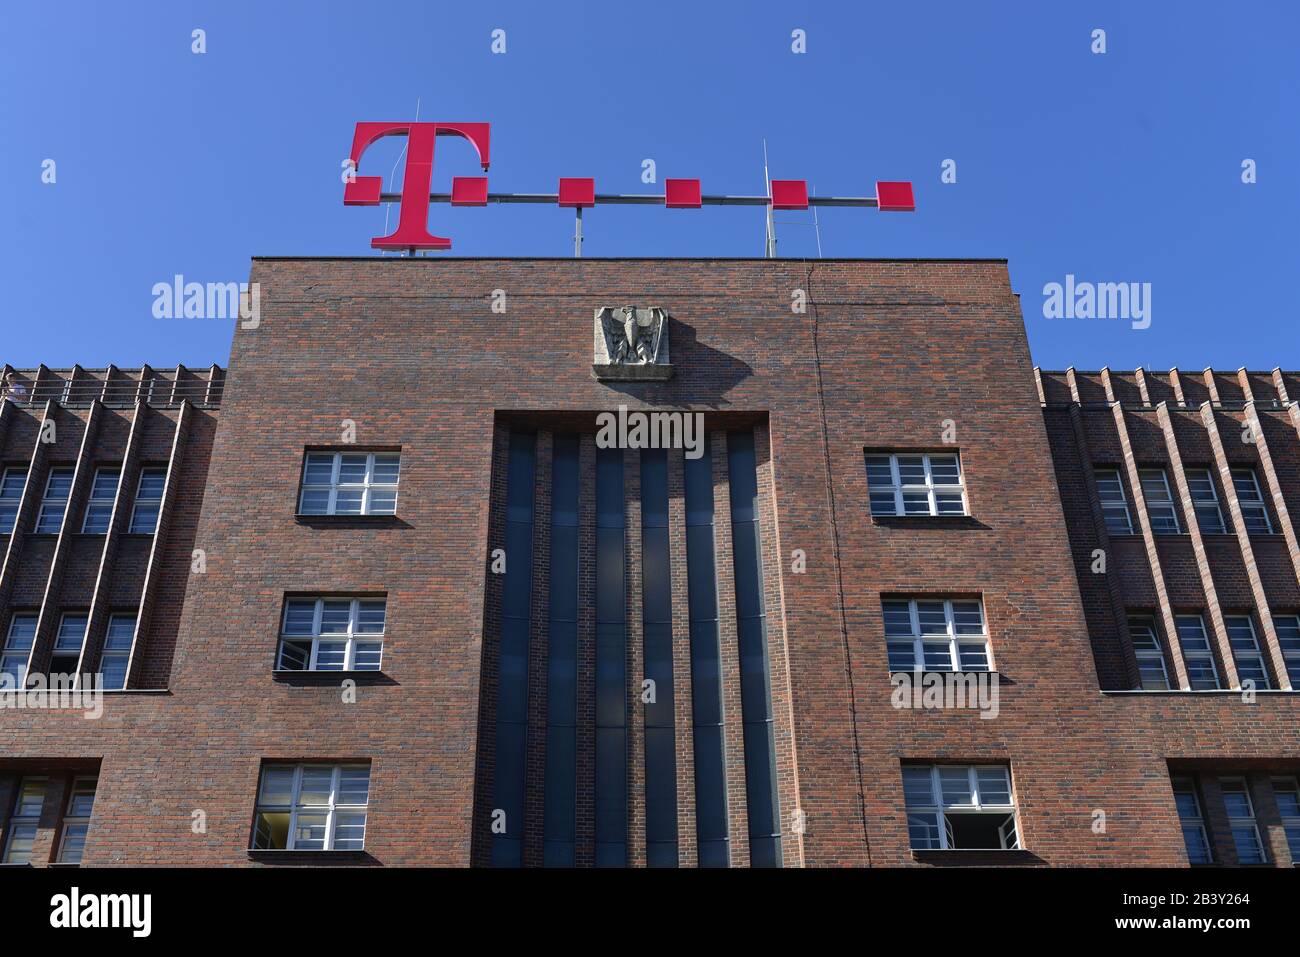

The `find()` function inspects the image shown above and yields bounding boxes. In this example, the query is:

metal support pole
[574,207,583,258]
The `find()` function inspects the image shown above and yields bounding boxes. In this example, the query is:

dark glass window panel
[594,447,627,866]
[550,434,580,526]
[546,621,577,727]
[548,526,579,621]
[685,526,719,619]
[640,449,669,527]
[544,435,580,865]
[543,725,576,842]
[727,430,759,522]
[595,842,626,868]
[542,840,574,868]
[595,527,626,623]
[498,617,530,724]
[595,447,624,526]
[698,839,730,868]
[731,524,765,619]
[692,722,729,846]
[595,727,627,842]
[684,439,715,526]
[689,621,723,727]
[505,431,536,523]
[641,527,672,619]
[642,621,675,727]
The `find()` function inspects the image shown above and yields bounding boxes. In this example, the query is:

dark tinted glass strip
[727,429,782,867]
[684,436,730,867]
[492,429,536,867]
[594,445,627,866]
[543,433,579,866]
[640,448,678,867]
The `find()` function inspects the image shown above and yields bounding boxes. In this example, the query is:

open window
[902,764,1019,851]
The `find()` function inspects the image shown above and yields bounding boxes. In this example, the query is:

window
[298,451,400,516]
[1139,468,1181,534]
[1175,615,1221,690]
[0,467,25,534]
[1220,778,1265,864]
[1,614,36,689]
[902,764,1018,850]
[883,598,990,672]
[34,467,73,534]
[2,777,47,864]
[1231,468,1272,534]
[277,598,385,671]
[1224,615,1269,689]
[80,468,119,533]
[1173,778,1212,864]
[1273,613,1300,687]
[1186,468,1226,534]
[99,614,135,690]
[251,764,371,851]
[57,776,97,864]
[1271,777,1300,864]
[127,468,166,534]
[1094,468,1133,534]
[50,614,87,679]
[1127,615,1170,690]
[865,452,966,517]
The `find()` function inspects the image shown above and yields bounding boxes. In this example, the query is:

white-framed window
[1,613,36,689]
[882,597,989,672]
[1272,613,1300,687]
[2,776,47,864]
[1175,614,1221,690]
[80,467,120,534]
[298,451,400,516]
[50,613,87,678]
[127,468,166,534]
[1186,468,1226,534]
[1127,614,1170,690]
[0,467,26,534]
[865,452,966,517]
[1224,615,1270,689]
[99,614,136,690]
[1270,777,1300,864]
[56,776,97,865]
[1173,777,1212,864]
[34,467,73,534]
[251,763,371,851]
[1220,777,1265,864]
[1139,468,1181,534]
[1094,468,1133,534]
[277,597,386,672]
[1231,467,1272,534]
[902,764,1018,850]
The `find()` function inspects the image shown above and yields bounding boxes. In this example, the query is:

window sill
[912,848,1039,864]
[247,849,367,863]
[272,669,393,686]
[1103,688,1296,696]
[872,515,983,529]
[294,514,405,529]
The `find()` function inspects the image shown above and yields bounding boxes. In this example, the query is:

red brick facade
[1,259,1297,867]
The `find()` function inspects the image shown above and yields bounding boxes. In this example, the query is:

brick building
[0,257,1296,867]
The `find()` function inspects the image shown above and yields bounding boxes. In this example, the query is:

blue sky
[2,1,1296,371]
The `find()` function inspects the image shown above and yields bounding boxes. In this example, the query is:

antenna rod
[763,139,776,258]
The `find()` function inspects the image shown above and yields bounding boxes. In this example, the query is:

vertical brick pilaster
[1245,402,1300,609]
[523,430,552,866]
[1249,774,1292,867]
[667,448,697,866]
[625,447,646,867]
[575,433,597,866]
[1199,776,1239,866]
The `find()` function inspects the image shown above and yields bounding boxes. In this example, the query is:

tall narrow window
[277,598,385,671]
[80,468,120,533]
[0,467,27,534]
[298,451,400,516]
[1231,467,1272,533]
[902,764,1019,850]
[1139,468,1181,534]
[543,434,579,867]
[1173,777,1212,864]
[128,468,167,533]
[1,613,36,688]
[865,451,966,517]
[251,764,371,851]
[641,448,677,867]
[594,444,626,868]
[685,435,729,867]
[728,430,781,867]
[1272,613,1300,687]
[1224,615,1269,689]
[1127,614,1170,690]
[1186,468,1226,534]
[1094,468,1133,534]
[57,776,97,864]
[99,614,135,690]
[1174,615,1221,690]
[50,613,87,678]
[2,777,47,864]
[491,431,535,867]
[883,597,990,672]
[34,467,73,534]
[1220,778,1265,864]
[1271,777,1300,863]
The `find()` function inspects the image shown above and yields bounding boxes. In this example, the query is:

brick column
[1249,774,1293,867]
[1198,777,1239,866]
[625,447,646,867]
[575,434,597,866]
[522,430,552,867]
[1245,401,1300,598]
[667,448,697,866]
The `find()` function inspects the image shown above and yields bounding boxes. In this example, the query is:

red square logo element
[664,178,702,208]
[770,179,809,210]
[558,177,595,208]
[451,176,489,206]
[876,181,915,212]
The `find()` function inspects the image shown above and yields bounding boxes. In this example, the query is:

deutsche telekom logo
[342,120,914,252]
